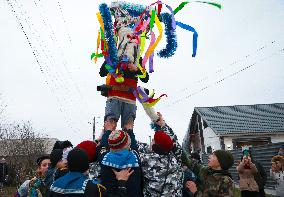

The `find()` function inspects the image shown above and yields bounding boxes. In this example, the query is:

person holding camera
[237,154,259,197]
[99,59,149,130]
[241,147,267,197]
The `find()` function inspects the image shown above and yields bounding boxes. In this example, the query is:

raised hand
[186,181,197,194]
[156,112,165,127]
[127,63,138,72]
[112,168,134,181]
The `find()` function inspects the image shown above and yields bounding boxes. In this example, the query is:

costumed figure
[92,1,221,128]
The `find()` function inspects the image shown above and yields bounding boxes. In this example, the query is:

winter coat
[17,178,46,197]
[49,172,106,197]
[98,129,143,197]
[252,159,267,197]
[138,123,183,197]
[270,169,284,197]
[186,160,234,197]
[237,162,259,192]
[44,167,69,197]
[100,149,142,197]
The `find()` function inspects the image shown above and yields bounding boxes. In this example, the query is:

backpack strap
[87,179,106,197]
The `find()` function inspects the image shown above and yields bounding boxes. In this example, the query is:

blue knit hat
[101,150,139,169]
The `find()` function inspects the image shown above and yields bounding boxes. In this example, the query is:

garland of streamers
[92,1,222,107]
[99,3,118,67]
[158,12,177,58]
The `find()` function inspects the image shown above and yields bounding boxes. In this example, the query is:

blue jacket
[49,172,106,197]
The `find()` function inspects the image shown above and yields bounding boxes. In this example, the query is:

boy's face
[104,118,117,131]
[56,159,67,169]
[208,154,221,169]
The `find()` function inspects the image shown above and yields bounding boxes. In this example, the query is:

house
[183,103,284,154]
[0,138,58,157]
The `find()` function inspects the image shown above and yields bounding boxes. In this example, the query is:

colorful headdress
[92,1,221,106]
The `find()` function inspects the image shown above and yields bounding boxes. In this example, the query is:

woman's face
[272,161,283,171]
[38,159,51,176]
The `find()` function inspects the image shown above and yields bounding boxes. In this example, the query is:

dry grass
[0,187,17,197]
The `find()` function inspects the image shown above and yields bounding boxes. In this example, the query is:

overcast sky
[1,0,284,146]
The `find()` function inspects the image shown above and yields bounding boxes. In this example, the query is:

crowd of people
[12,116,284,197]
[236,146,284,197]
[13,106,237,197]
[11,54,284,196]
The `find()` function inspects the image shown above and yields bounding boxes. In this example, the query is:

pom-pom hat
[108,130,131,152]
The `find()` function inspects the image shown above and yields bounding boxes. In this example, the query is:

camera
[97,85,111,97]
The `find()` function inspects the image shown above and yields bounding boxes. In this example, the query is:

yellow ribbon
[144,14,163,62]
[140,31,146,56]
[96,12,105,33]
[137,31,147,79]
[94,30,101,63]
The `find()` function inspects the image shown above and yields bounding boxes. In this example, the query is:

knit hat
[108,130,131,152]
[52,140,73,150]
[36,155,50,166]
[154,131,174,152]
[213,150,234,170]
[76,140,97,163]
[67,148,89,173]
[50,149,63,168]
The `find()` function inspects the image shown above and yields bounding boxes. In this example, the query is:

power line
[175,39,282,95]
[160,47,284,109]
[7,0,77,132]
[57,0,72,44]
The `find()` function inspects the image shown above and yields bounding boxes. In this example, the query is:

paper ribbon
[176,21,198,57]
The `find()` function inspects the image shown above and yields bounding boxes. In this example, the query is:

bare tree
[0,94,7,127]
[0,122,48,185]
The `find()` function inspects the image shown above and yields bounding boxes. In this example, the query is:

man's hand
[156,112,165,127]
[127,63,138,72]
[112,168,134,181]
[186,181,197,194]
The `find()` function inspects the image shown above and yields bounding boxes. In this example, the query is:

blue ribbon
[176,21,198,57]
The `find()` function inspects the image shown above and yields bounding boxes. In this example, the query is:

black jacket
[253,159,267,197]
[98,129,143,197]
[100,164,142,197]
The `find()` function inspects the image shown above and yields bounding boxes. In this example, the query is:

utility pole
[93,117,96,141]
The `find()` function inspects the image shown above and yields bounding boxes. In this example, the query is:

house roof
[0,138,58,157]
[194,103,284,135]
